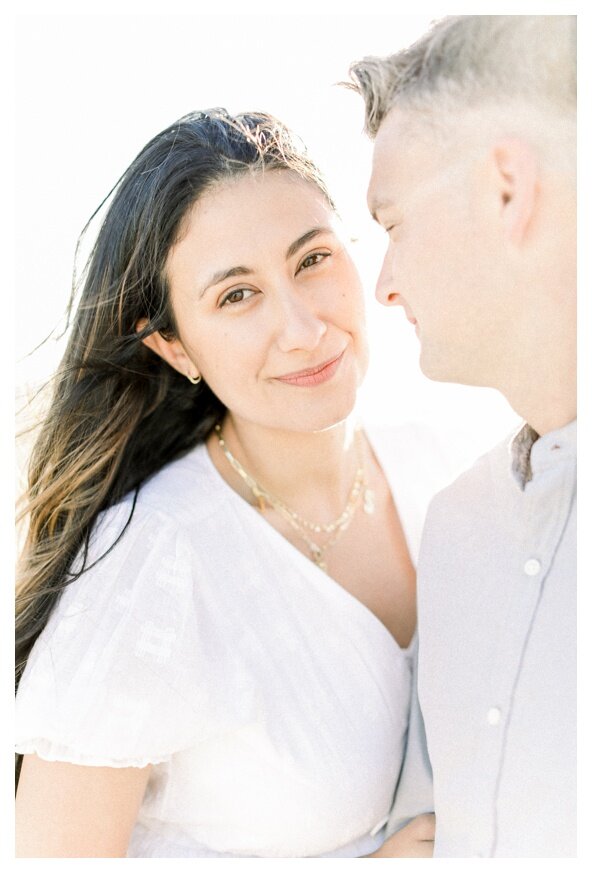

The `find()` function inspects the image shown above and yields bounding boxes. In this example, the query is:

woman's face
[164,170,369,433]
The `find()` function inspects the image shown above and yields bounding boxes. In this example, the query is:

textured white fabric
[16,423,450,858]
[418,420,576,857]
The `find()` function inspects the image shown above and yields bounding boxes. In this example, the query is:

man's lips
[273,349,346,387]
[402,306,417,326]
[402,308,418,331]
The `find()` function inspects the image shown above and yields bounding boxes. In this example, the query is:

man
[350,15,576,857]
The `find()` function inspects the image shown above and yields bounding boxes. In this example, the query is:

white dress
[15,424,451,858]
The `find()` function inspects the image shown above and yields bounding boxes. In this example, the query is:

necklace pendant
[216,422,369,569]
[310,543,327,571]
[252,487,266,512]
[312,552,328,572]
[363,487,375,515]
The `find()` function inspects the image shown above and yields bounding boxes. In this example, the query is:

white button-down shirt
[416,420,576,857]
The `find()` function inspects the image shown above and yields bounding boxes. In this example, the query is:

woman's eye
[298,252,330,272]
[219,287,256,307]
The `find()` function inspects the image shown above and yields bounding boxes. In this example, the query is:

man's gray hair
[349,15,576,138]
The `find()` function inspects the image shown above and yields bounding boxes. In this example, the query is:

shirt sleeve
[15,500,203,768]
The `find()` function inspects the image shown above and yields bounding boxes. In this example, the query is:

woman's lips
[274,349,346,387]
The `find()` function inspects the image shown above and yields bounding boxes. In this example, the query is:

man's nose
[375,250,401,307]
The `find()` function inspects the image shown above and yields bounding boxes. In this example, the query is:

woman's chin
[286,395,359,434]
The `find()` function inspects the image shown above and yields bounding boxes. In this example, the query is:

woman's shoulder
[15,448,219,766]
[85,441,224,549]
[366,420,439,454]
[54,441,227,624]
[128,440,226,525]
[365,420,460,494]
[364,420,469,565]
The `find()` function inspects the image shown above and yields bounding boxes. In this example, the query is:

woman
[15,109,437,857]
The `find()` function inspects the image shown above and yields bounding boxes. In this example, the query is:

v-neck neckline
[196,432,416,661]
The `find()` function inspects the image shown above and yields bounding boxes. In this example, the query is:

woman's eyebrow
[200,226,332,297]
[285,226,332,260]
[200,265,252,297]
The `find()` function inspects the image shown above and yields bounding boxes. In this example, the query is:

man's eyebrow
[285,226,332,260]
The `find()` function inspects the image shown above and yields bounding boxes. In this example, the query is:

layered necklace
[214,423,375,573]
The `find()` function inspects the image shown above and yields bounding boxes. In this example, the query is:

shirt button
[487,706,502,725]
[524,558,541,576]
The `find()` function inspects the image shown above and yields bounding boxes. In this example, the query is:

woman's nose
[274,291,327,353]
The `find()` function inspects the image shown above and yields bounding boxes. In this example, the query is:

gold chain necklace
[214,424,375,572]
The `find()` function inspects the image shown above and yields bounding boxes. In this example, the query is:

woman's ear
[491,137,539,245]
[135,318,199,380]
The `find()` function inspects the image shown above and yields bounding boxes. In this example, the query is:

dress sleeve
[15,500,203,768]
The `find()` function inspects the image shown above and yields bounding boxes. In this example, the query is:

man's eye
[219,288,256,307]
[298,252,330,272]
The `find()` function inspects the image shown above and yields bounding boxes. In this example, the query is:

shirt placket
[470,456,575,857]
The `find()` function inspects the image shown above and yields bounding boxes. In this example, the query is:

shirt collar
[509,419,576,490]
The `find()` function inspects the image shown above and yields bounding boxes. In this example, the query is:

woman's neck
[207,413,362,523]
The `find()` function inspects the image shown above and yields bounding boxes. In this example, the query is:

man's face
[367,108,508,386]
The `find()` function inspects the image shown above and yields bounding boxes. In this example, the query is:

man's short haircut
[349,15,576,138]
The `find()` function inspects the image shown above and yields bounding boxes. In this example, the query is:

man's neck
[499,353,576,437]
[484,293,576,437]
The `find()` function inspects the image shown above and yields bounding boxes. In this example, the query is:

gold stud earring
[187,372,202,385]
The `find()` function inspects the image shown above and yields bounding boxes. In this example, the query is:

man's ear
[136,318,198,379]
[491,138,539,245]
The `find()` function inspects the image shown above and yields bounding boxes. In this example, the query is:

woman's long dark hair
[15,109,334,781]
